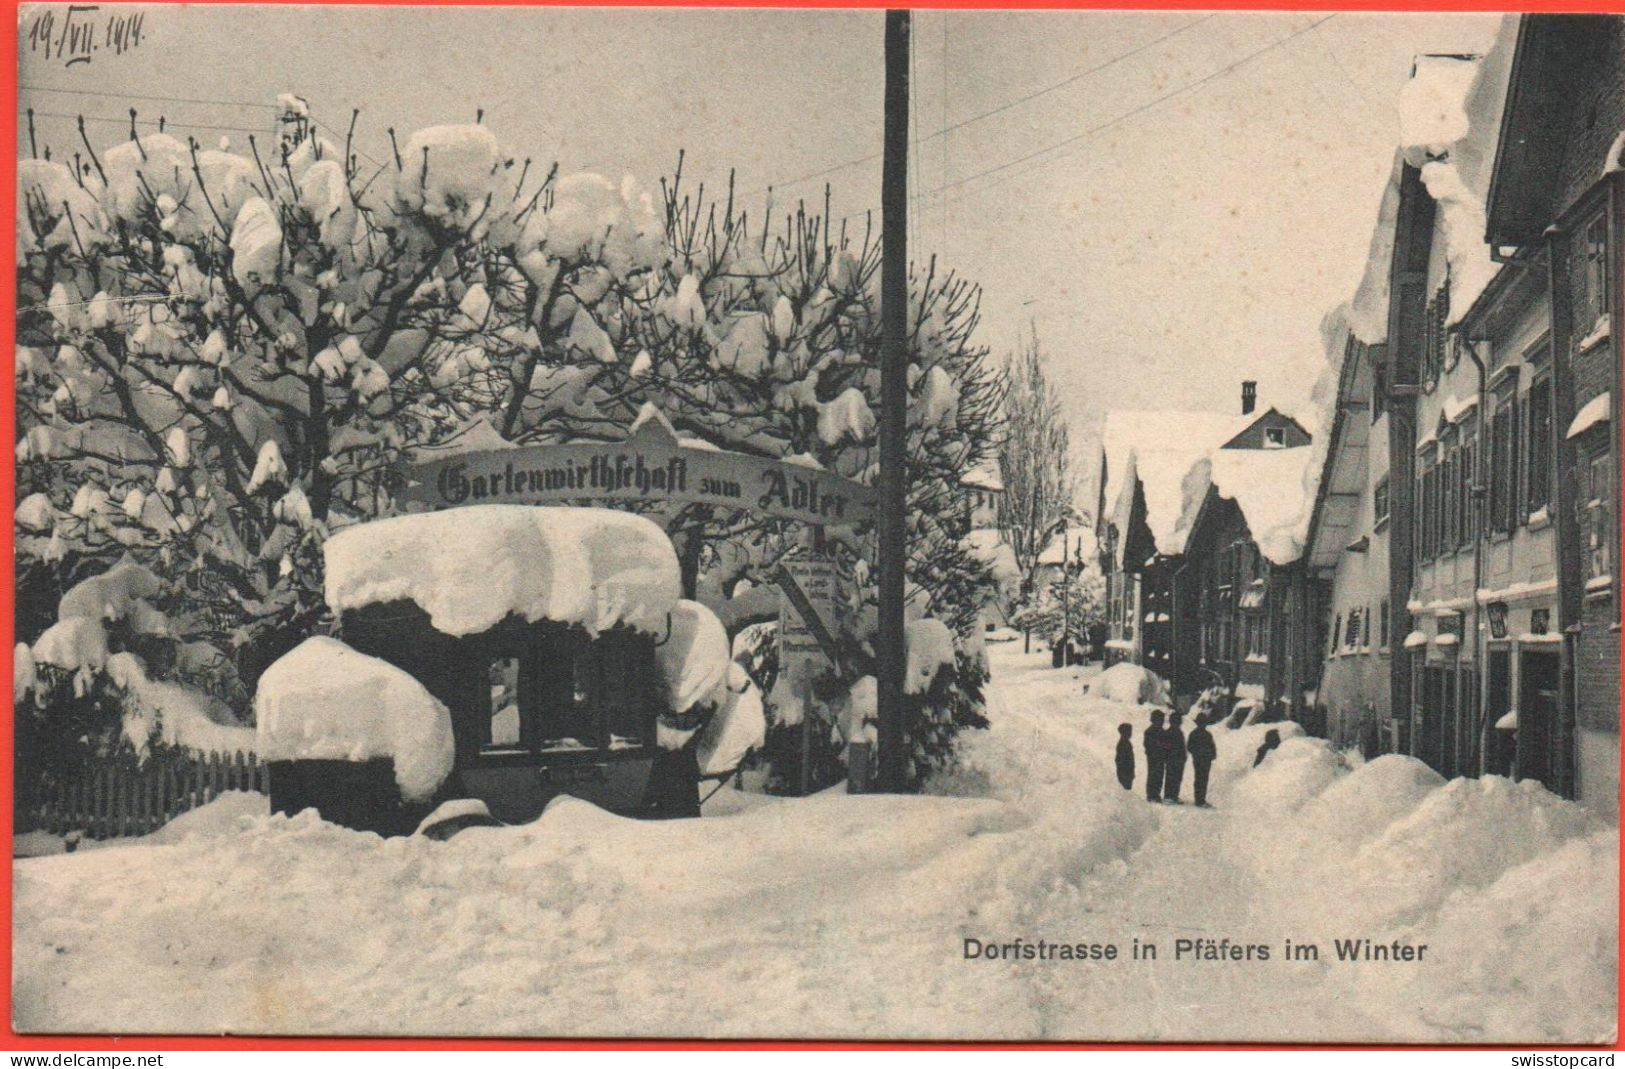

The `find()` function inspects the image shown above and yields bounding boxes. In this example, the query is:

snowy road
[14,640,1617,1042]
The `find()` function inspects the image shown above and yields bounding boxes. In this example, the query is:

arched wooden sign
[400,407,876,527]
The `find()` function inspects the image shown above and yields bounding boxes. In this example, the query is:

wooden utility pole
[876,9,911,792]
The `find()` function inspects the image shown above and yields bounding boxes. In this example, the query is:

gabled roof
[1219,406,1311,449]
[1487,15,1616,247]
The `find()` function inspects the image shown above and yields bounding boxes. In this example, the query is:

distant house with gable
[1097,383,1319,715]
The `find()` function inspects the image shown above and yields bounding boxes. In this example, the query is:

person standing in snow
[1115,723,1135,790]
[1186,714,1217,808]
[1143,711,1166,802]
[1254,728,1282,768]
[1162,711,1187,804]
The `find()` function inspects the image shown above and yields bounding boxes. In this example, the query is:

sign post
[775,561,840,796]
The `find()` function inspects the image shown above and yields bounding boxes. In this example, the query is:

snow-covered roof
[960,459,1004,493]
[1100,409,1238,561]
[256,636,455,802]
[1207,446,1318,566]
[324,505,681,638]
[1566,392,1610,439]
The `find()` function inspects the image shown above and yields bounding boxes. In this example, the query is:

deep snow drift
[13,643,1615,1041]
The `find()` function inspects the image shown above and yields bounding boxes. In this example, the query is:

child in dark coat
[1187,714,1218,807]
[1115,723,1135,790]
[1162,711,1188,804]
[1142,711,1166,802]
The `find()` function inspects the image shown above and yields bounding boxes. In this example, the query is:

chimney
[1241,380,1257,416]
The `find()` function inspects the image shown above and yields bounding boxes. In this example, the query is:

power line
[748,13,1214,200]
[21,83,279,110]
[24,91,386,169]
[876,13,1339,220]
[23,109,273,136]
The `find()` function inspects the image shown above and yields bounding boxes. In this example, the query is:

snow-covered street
[14,638,1616,1042]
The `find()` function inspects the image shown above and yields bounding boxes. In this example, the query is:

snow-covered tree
[16,101,1003,794]
[996,328,1079,595]
[1010,555,1105,649]
[16,102,667,699]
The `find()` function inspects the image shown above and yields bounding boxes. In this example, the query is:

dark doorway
[1486,650,1513,776]
[1516,650,1561,790]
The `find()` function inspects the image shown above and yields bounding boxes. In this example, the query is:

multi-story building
[1304,14,1621,818]
[1483,13,1623,813]
[1097,406,1237,670]
[1304,328,1395,755]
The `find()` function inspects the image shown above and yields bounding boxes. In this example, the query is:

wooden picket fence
[27,750,268,840]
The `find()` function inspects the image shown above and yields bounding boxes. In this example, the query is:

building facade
[1304,14,1621,818]
[1483,13,1624,813]
[1305,332,1395,755]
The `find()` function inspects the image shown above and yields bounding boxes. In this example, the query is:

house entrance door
[1516,650,1560,790]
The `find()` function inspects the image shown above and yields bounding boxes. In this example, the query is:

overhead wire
[853,13,1339,222]
[746,13,1215,200]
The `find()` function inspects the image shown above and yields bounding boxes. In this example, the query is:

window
[1372,359,1388,421]
[1344,607,1362,651]
[1457,426,1477,548]
[1330,613,1342,657]
[1422,285,1450,391]
[1581,449,1613,584]
[1245,615,1266,660]
[489,657,521,746]
[1526,376,1552,516]
[1440,446,1457,558]
[1379,598,1390,649]
[1374,475,1390,529]
[1265,426,1286,448]
[1580,213,1611,330]
[1489,392,1521,534]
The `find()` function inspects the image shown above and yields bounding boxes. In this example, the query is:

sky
[19,4,1505,503]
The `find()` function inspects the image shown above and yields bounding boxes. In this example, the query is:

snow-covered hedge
[255,637,454,802]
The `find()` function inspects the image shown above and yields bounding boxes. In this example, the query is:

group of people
[1115,710,1218,807]
[1114,709,1288,810]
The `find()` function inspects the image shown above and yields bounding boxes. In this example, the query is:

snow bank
[656,599,730,714]
[1095,662,1169,705]
[255,637,454,802]
[324,506,680,638]
[1297,755,1445,848]
[1353,774,1599,926]
[146,791,268,844]
[1226,734,1343,813]
[1363,829,1618,1043]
